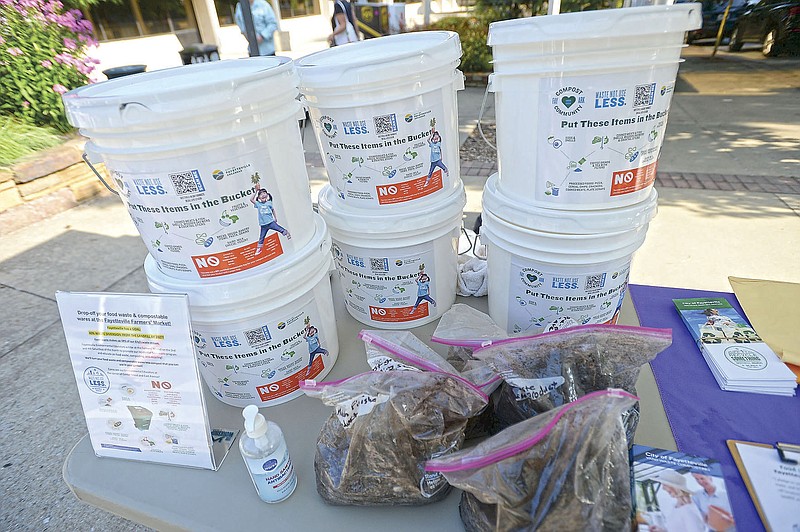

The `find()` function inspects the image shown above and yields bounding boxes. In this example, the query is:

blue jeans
[412,294,436,310]
[426,160,448,183]
[259,222,288,244]
[308,347,328,368]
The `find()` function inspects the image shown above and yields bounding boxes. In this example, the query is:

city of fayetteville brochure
[631,444,736,531]
[673,297,796,395]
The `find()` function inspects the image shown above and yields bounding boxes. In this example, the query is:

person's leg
[256,224,269,254]
[266,221,291,240]
[423,294,437,307]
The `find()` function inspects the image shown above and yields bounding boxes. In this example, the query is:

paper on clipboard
[727,440,800,532]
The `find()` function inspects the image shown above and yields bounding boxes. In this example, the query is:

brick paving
[305,152,800,195]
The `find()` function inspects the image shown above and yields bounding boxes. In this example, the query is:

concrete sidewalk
[1,44,799,531]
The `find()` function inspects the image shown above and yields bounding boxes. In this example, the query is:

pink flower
[63,37,77,50]
[22,101,30,108]
[40,59,53,68]
[52,84,68,94]
[7,47,23,56]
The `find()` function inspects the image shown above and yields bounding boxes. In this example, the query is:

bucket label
[112,153,294,278]
[535,66,677,204]
[332,241,437,323]
[193,302,332,405]
[506,259,631,335]
[309,95,451,206]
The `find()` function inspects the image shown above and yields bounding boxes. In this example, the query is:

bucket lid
[296,31,461,89]
[144,214,331,308]
[317,181,465,237]
[482,174,657,234]
[63,57,298,130]
[488,4,702,47]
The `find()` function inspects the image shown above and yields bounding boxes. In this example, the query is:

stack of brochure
[674,297,797,396]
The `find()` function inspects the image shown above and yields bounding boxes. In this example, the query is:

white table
[63,279,674,532]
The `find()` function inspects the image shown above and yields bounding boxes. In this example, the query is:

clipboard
[727,439,800,532]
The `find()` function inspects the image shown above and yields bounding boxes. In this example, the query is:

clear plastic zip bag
[426,389,637,532]
[473,324,671,438]
[360,329,503,441]
[301,370,488,505]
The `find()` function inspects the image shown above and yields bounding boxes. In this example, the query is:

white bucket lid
[63,57,298,130]
[483,173,657,234]
[144,214,331,309]
[488,4,702,47]
[296,31,461,89]
[317,180,465,238]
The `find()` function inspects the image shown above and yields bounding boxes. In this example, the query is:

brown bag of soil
[426,389,637,532]
[301,370,488,505]
[473,324,671,439]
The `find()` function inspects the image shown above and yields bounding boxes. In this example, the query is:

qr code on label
[634,83,656,107]
[370,257,389,272]
[373,114,398,135]
[169,170,205,195]
[244,326,271,347]
[584,274,606,291]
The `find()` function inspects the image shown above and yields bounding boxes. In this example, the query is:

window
[88,0,200,41]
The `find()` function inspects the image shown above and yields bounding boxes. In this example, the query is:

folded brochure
[673,297,796,395]
[631,444,736,531]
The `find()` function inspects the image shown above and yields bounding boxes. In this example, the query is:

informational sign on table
[56,292,235,470]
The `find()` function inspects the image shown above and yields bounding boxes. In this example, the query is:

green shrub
[0,0,98,132]
[427,15,498,73]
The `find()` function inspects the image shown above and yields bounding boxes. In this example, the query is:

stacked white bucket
[63,57,339,407]
[482,5,702,334]
[297,32,467,329]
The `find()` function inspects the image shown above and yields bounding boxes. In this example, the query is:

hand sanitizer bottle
[239,405,297,503]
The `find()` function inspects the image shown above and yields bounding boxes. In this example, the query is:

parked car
[685,0,749,43]
[728,0,800,55]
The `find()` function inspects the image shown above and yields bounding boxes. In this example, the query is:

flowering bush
[0,0,97,132]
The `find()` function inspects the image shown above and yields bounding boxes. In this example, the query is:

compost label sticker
[505,258,631,335]
[111,152,295,278]
[333,241,437,323]
[536,65,678,205]
[309,93,453,206]
[193,301,333,405]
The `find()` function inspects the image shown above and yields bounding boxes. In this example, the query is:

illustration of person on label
[304,317,328,377]
[250,183,291,255]
[425,119,448,187]
[702,308,735,328]
[410,268,436,314]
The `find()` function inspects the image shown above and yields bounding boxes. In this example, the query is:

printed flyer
[56,292,231,470]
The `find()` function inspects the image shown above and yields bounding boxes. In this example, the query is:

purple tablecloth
[629,284,800,532]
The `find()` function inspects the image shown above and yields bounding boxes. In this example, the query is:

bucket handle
[81,152,119,196]
[478,77,496,152]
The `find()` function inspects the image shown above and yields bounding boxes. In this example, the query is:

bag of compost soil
[473,324,671,438]
[426,389,637,532]
[360,329,502,441]
[301,370,488,505]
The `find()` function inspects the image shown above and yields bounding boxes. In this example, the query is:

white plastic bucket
[144,214,338,408]
[487,4,701,210]
[296,31,464,209]
[482,173,658,234]
[481,205,649,335]
[63,57,315,280]
[318,181,466,329]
